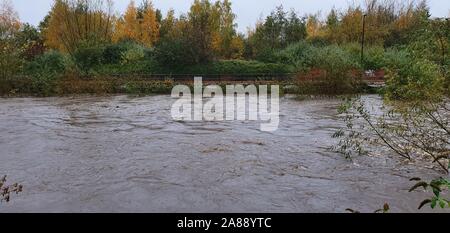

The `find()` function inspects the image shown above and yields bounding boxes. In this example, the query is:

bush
[307,37,331,47]
[154,37,197,68]
[24,51,68,95]
[0,40,24,79]
[295,45,362,94]
[384,49,445,102]
[103,42,132,64]
[340,43,387,70]
[25,50,67,75]
[120,44,146,65]
[73,44,105,75]
[363,46,386,70]
[272,41,317,72]
[312,45,361,76]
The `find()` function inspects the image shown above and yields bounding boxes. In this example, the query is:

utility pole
[361,14,367,66]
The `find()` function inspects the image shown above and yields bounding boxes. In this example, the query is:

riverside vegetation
[0,0,449,211]
[0,0,447,96]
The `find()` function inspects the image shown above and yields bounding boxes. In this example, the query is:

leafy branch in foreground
[333,96,449,211]
[0,175,23,203]
[409,177,450,210]
[333,97,450,173]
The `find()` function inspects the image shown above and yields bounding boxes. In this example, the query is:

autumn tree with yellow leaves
[113,0,159,47]
[212,0,244,59]
[43,0,114,54]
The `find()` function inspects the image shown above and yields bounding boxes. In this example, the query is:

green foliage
[120,44,146,65]
[154,36,197,68]
[384,50,444,103]
[72,41,106,75]
[24,50,68,95]
[181,60,291,75]
[409,177,450,210]
[102,41,134,64]
[25,50,67,75]
[0,39,24,78]
[246,5,307,59]
[311,45,361,84]
[340,43,386,70]
[272,41,317,72]
[94,60,158,75]
[274,42,361,73]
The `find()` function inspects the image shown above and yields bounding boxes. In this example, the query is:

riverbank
[0,74,378,97]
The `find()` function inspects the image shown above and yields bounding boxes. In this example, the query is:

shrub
[0,40,24,79]
[311,45,361,75]
[273,41,317,72]
[73,44,105,75]
[363,46,386,70]
[296,45,362,94]
[154,37,197,68]
[384,49,445,102]
[24,51,68,95]
[103,41,132,64]
[120,44,146,65]
[254,48,278,63]
[307,37,331,47]
[25,50,67,75]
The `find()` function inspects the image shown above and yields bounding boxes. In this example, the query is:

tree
[139,0,159,46]
[245,6,306,60]
[338,6,363,43]
[285,10,307,45]
[113,0,138,43]
[187,0,217,63]
[159,8,175,38]
[325,8,340,43]
[16,23,46,60]
[212,0,242,59]
[0,0,23,78]
[0,0,20,39]
[155,12,197,67]
[43,0,114,54]
[306,13,323,39]
[113,0,160,47]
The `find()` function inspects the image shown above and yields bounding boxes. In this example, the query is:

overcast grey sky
[11,0,450,32]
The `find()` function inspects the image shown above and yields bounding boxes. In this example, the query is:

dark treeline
[0,0,449,95]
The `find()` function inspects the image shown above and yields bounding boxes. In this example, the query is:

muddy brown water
[0,95,447,212]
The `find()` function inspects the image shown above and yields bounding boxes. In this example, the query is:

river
[0,95,445,212]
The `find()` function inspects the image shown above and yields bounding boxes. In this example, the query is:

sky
[10,0,450,32]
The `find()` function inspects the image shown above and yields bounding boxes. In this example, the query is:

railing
[107,73,296,82]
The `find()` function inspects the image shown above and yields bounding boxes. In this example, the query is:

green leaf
[431,198,437,209]
[438,199,447,209]
[409,182,428,192]
[418,199,432,209]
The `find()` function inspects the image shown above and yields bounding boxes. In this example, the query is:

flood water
[0,95,446,213]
